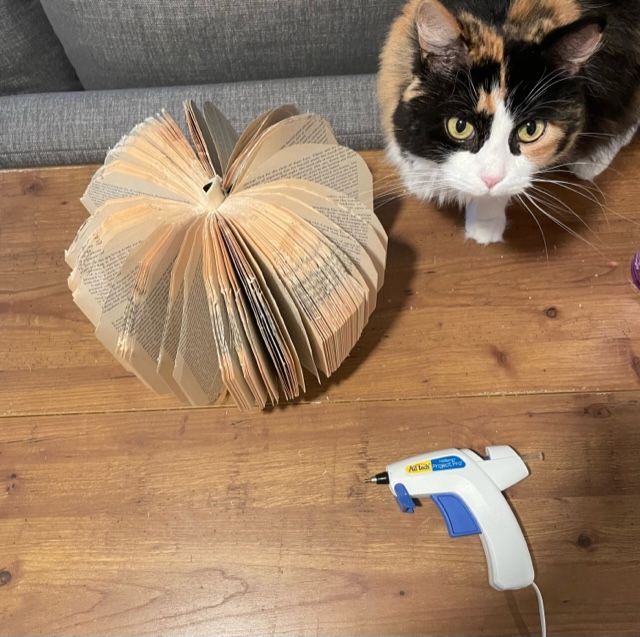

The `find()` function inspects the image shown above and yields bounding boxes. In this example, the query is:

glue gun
[367,446,535,591]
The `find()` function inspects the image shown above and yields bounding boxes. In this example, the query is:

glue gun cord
[531,581,547,637]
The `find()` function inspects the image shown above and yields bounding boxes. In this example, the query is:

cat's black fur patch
[393,67,496,162]
[505,40,583,153]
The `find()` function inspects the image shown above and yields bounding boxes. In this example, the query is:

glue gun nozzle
[365,472,390,485]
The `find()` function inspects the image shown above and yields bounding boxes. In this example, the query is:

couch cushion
[40,0,404,90]
[0,0,82,96]
[0,74,383,168]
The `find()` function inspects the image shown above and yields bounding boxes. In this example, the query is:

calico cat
[378,0,640,244]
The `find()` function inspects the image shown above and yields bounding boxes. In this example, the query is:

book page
[231,114,337,191]
[255,180,386,287]
[156,217,202,398]
[82,166,194,213]
[182,100,220,179]
[245,199,369,338]
[223,104,299,190]
[67,197,144,270]
[158,111,207,170]
[104,160,200,202]
[69,198,195,276]
[113,222,192,396]
[184,100,218,177]
[107,119,207,187]
[236,143,373,212]
[173,235,225,406]
[219,200,309,391]
[81,167,151,214]
[217,216,280,403]
[153,111,213,185]
[202,217,253,410]
[223,199,367,375]
[92,224,181,394]
[70,200,193,326]
[203,102,239,175]
[254,179,387,256]
[211,216,270,408]
[70,231,140,328]
[82,112,209,214]
[106,115,193,163]
[209,215,267,408]
[265,198,369,361]
[234,206,337,373]
[107,134,208,197]
[243,187,379,305]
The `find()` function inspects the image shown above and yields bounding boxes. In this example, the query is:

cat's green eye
[446,117,475,141]
[518,120,546,143]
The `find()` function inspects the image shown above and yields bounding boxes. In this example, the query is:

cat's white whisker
[516,69,567,116]
[516,194,549,261]
[532,177,610,227]
[575,132,617,139]
[532,176,605,205]
[547,162,624,178]
[532,176,640,230]
[528,185,596,235]
[524,192,605,255]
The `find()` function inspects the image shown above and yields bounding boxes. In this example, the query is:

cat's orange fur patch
[506,0,581,42]
[476,86,507,114]
[402,77,424,102]
[378,0,423,137]
[459,11,504,65]
[519,123,566,166]
[477,89,496,114]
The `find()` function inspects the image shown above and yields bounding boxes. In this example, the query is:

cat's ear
[542,18,604,75]
[416,0,467,70]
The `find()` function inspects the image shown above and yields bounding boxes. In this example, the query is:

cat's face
[385,0,603,206]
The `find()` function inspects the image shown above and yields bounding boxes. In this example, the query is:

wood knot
[22,177,44,195]
[490,345,512,371]
[576,533,594,550]
[0,570,12,587]
[545,307,558,319]
[631,355,640,380]
[583,404,611,418]
[398,590,406,596]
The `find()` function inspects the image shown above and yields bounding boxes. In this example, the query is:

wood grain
[1,147,640,636]
[1,150,640,416]
[1,392,640,636]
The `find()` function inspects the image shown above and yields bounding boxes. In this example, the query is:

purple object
[632,252,640,290]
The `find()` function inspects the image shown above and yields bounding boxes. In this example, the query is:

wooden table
[1,150,639,636]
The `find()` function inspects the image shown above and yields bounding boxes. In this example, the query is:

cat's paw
[465,215,506,245]
[465,198,508,245]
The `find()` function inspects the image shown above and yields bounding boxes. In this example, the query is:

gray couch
[0,0,404,169]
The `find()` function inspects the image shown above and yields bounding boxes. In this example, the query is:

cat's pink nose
[482,174,504,189]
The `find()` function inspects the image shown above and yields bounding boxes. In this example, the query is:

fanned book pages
[66,101,388,410]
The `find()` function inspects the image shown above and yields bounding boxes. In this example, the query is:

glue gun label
[405,455,466,474]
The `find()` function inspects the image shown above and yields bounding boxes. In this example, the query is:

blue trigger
[394,483,415,513]
[431,494,481,537]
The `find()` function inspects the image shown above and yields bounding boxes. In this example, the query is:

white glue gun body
[384,446,534,591]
